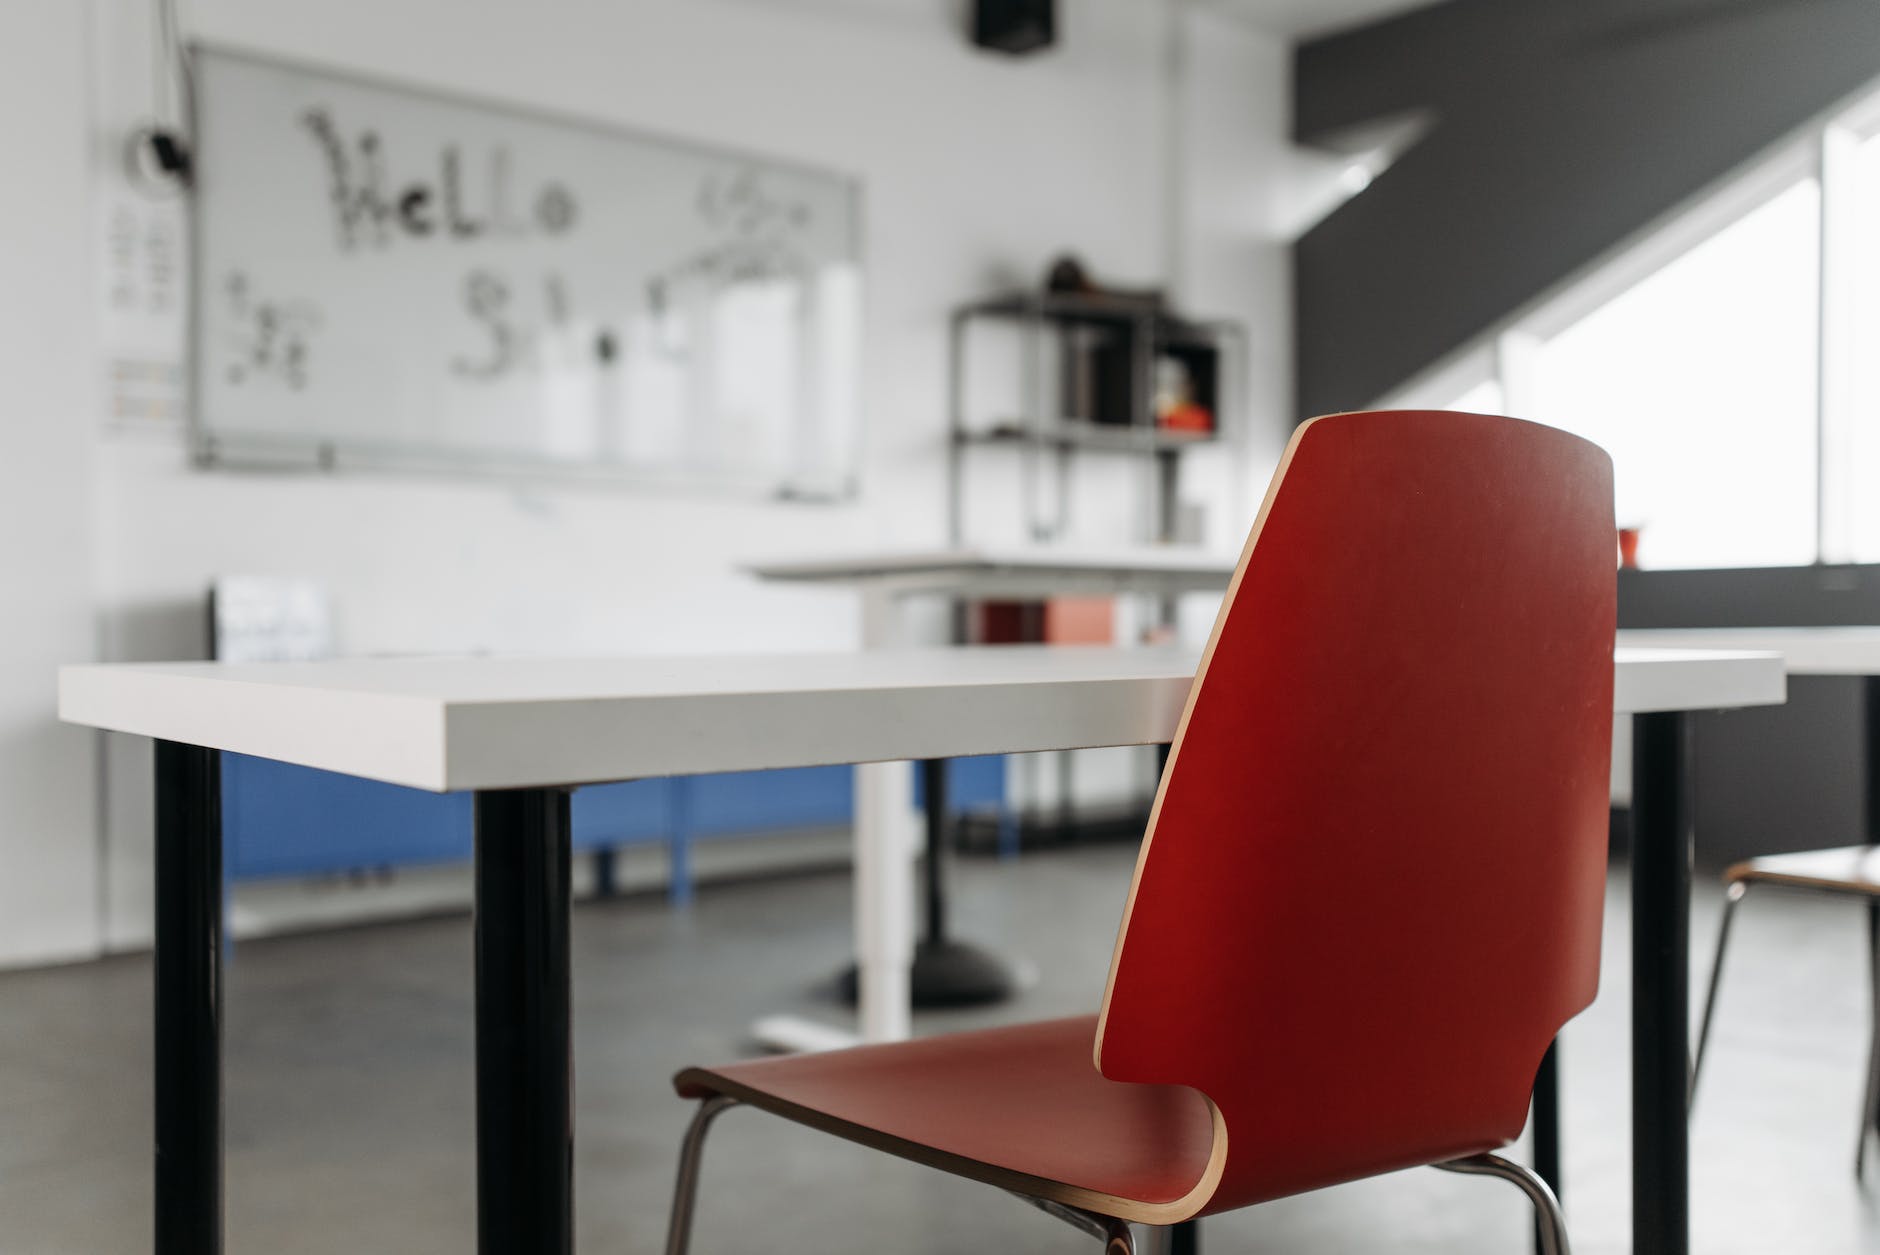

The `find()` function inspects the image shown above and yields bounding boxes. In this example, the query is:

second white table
[747,545,1242,1016]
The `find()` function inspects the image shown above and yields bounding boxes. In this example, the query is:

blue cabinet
[571,778,673,851]
[223,755,473,878]
[221,753,1009,892]
[222,758,678,880]
[683,765,853,835]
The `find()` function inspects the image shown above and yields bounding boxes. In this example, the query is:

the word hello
[302,109,578,250]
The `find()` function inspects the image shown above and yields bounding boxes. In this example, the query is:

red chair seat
[675,1016,1221,1223]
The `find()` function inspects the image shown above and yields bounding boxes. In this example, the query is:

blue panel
[685,766,854,835]
[917,754,1007,813]
[224,754,1007,882]
[227,760,676,881]
[571,779,671,850]
[223,753,471,880]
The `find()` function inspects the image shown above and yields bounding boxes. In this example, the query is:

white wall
[103,0,1179,652]
[0,0,102,965]
[5,0,1303,962]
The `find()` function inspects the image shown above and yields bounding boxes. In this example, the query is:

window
[1447,377,1505,416]
[1517,180,1820,569]
[1388,75,1880,571]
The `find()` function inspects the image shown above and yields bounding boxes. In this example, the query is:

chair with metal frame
[1692,846,1880,1176]
[662,410,1617,1255]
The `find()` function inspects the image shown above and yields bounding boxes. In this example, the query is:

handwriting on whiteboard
[301,109,579,250]
[231,103,823,390]
[453,269,596,379]
[223,270,322,390]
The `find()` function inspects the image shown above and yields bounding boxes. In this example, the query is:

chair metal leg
[1690,881,1748,1107]
[1436,1151,1570,1255]
[1007,1192,1134,1254]
[1137,1224,1174,1255]
[665,1096,739,1255]
[1860,900,1880,1180]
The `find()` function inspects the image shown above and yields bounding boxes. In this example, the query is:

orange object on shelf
[1158,403,1214,433]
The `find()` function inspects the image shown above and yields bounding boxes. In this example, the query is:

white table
[746,544,1239,660]
[1619,626,1880,676]
[745,544,1241,612]
[57,644,1784,1255]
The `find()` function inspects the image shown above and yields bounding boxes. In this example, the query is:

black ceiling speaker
[973,0,1055,55]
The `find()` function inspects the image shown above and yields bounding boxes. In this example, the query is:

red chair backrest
[1095,410,1615,1212]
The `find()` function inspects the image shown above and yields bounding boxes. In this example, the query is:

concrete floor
[2,843,1879,1254]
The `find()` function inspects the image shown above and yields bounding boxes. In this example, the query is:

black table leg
[1632,710,1692,1255]
[1864,677,1880,841]
[154,740,224,1255]
[910,759,1012,1005]
[475,788,574,1255]
[923,759,948,942]
[1531,1038,1560,1252]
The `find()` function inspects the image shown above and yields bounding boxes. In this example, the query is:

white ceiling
[1200,0,1439,40]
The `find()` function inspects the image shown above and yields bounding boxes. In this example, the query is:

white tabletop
[1618,627,1880,676]
[745,545,1239,596]
[59,645,1784,793]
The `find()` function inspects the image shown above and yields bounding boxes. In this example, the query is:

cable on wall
[125,0,193,195]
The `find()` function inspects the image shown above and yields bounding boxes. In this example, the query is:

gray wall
[1293,0,1880,419]
[1685,678,1864,870]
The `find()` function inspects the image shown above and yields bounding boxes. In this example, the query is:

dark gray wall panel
[1620,565,1880,628]
[1293,0,1880,419]
[1690,680,1864,870]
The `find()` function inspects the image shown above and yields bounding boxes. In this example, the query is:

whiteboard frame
[185,41,866,501]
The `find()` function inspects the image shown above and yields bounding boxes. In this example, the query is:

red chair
[664,410,1616,1255]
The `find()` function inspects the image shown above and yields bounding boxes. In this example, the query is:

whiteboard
[190,45,863,497]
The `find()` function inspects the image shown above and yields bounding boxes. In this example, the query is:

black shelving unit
[946,290,1247,545]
